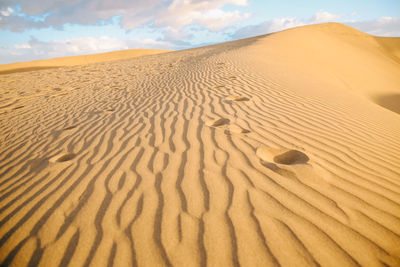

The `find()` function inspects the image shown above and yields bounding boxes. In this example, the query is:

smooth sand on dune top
[0,23,400,267]
[0,49,171,75]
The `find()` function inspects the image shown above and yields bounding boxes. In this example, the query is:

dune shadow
[374,94,400,115]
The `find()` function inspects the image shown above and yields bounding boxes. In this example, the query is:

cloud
[0,16,46,32]
[149,0,249,31]
[14,36,127,57]
[311,11,342,22]
[0,0,250,32]
[162,27,192,41]
[0,6,47,32]
[346,17,400,36]
[0,7,13,16]
[0,35,174,63]
[190,9,250,31]
[232,11,340,39]
[231,17,301,39]
[232,11,400,39]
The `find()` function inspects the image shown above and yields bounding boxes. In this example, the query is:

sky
[0,0,399,64]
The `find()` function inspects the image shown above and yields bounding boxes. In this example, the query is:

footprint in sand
[63,125,77,131]
[256,146,328,185]
[225,124,250,134]
[226,95,250,102]
[206,118,250,135]
[205,118,229,127]
[256,147,309,165]
[49,153,76,163]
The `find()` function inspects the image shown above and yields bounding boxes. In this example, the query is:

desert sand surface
[0,49,170,75]
[0,22,400,266]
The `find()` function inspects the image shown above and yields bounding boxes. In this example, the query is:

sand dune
[0,22,400,266]
[0,49,170,75]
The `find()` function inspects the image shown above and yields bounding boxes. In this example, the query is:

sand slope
[0,23,400,267]
[0,49,171,75]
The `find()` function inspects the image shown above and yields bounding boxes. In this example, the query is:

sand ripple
[0,23,400,267]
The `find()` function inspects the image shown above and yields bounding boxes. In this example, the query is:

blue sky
[0,0,399,64]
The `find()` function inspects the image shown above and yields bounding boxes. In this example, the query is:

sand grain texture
[1,23,400,267]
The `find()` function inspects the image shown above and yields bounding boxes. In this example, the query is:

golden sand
[0,23,400,266]
[0,49,170,75]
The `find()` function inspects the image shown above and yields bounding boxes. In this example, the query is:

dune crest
[247,22,400,114]
[0,23,400,266]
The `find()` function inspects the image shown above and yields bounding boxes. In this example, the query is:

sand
[0,22,400,266]
[0,49,171,75]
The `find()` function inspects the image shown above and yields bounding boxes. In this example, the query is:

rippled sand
[1,23,400,267]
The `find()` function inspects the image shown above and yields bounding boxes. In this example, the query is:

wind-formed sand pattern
[0,23,400,266]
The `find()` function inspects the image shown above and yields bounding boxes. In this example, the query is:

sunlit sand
[0,23,399,266]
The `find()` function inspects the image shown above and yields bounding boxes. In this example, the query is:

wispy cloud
[232,11,400,39]
[346,17,400,36]
[232,11,342,39]
[0,0,250,32]
[1,2,399,64]
[0,35,174,63]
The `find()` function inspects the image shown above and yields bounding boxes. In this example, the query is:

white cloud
[126,38,174,50]
[0,7,13,16]
[346,16,400,36]
[0,0,250,32]
[163,27,192,41]
[0,35,174,63]
[232,11,399,39]
[6,36,127,58]
[57,36,128,54]
[125,0,250,31]
[0,0,251,61]
[14,43,31,49]
[268,17,306,33]
[232,16,307,39]
[192,9,251,31]
[311,11,341,22]
[155,8,249,33]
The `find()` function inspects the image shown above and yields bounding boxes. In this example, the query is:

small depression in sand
[205,118,229,127]
[226,95,250,102]
[63,125,77,130]
[225,124,250,134]
[50,153,76,163]
[257,147,309,165]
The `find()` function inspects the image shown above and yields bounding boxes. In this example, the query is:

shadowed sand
[1,23,400,267]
